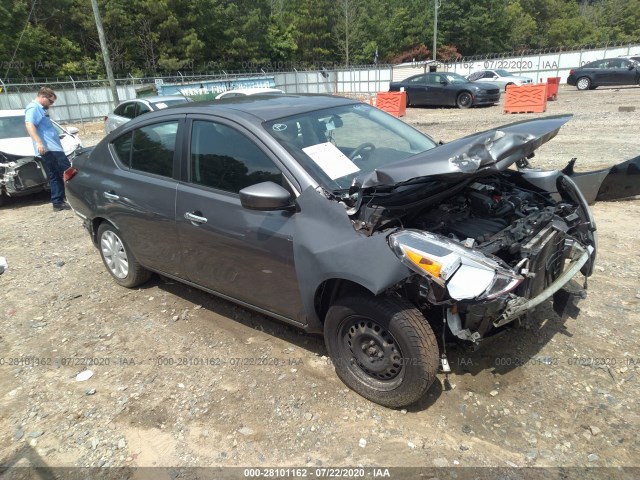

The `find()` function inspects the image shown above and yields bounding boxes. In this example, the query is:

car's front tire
[576,77,591,90]
[324,295,439,408]
[456,92,473,109]
[97,222,151,288]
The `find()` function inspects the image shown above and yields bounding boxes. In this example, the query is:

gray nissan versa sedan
[64,94,597,407]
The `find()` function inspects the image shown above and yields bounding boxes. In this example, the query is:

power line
[4,0,38,81]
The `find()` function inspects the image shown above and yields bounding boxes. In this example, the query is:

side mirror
[629,64,635,70]
[440,80,448,85]
[239,181,295,211]
[66,127,80,135]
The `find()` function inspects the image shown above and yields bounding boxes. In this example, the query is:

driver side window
[190,120,283,193]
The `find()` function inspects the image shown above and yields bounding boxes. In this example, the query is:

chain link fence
[0,66,392,126]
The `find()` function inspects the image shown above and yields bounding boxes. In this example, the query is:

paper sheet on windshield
[302,142,360,180]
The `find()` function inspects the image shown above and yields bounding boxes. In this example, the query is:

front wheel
[576,77,591,90]
[97,222,151,288]
[324,295,439,408]
[456,92,473,109]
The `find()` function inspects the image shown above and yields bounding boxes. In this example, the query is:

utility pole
[432,0,441,61]
[90,0,119,106]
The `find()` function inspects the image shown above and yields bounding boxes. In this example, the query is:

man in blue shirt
[25,87,71,211]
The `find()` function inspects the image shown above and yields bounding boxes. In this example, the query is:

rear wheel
[324,295,439,408]
[97,222,151,288]
[576,77,591,90]
[405,93,411,107]
[456,92,473,109]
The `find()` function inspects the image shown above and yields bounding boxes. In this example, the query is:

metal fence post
[69,76,86,132]
[0,79,11,109]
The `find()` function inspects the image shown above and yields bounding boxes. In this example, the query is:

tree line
[1,0,638,81]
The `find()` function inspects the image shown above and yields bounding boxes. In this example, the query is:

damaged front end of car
[0,151,49,200]
[348,115,597,345]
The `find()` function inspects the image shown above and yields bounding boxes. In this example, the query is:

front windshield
[0,115,28,139]
[443,72,470,84]
[495,69,511,77]
[264,103,437,192]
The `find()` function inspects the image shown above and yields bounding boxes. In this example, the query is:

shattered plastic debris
[76,370,94,382]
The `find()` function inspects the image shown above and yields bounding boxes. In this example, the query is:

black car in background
[567,57,640,90]
[64,95,597,408]
[389,72,500,109]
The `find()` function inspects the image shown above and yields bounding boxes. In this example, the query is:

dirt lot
[1,85,639,477]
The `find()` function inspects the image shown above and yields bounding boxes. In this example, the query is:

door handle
[184,211,208,224]
[103,191,119,200]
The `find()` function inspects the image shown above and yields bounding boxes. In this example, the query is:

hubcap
[460,94,471,106]
[343,319,403,381]
[577,78,589,89]
[101,230,129,279]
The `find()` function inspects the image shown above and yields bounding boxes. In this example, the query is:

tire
[576,77,591,90]
[456,92,473,109]
[324,295,439,408]
[505,83,514,92]
[405,93,411,108]
[97,222,151,288]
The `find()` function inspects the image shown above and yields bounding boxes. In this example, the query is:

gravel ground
[1,85,639,478]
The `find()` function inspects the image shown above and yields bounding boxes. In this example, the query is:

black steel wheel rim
[338,316,405,389]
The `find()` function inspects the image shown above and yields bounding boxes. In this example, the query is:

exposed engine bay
[350,171,596,342]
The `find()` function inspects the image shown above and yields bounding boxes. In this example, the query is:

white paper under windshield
[302,142,360,180]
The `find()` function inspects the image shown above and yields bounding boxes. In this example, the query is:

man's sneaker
[52,203,71,211]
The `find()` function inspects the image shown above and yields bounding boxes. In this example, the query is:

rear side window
[111,121,178,177]
[408,75,426,84]
[136,104,151,116]
[114,102,137,119]
[190,120,282,193]
[113,133,132,165]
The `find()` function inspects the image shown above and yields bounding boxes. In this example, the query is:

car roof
[157,94,359,123]
[0,109,26,117]
[120,95,188,105]
[0,108,63,126]
[217,87,284,96]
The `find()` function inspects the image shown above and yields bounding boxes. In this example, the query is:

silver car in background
[104,95,192,133]
[467,69,534,91]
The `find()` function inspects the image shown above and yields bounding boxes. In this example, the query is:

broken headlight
[388,230,523,301]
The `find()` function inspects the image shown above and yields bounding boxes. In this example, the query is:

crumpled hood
[354,114,572,189]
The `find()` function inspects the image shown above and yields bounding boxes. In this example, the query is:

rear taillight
[64,167,78,182]
[569,69,574,75]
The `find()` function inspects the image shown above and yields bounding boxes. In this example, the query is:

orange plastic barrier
[376,91,406,117]
[503,84,547,114]
[546,77,560,101]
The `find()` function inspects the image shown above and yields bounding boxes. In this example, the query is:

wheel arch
[456,90,474,108]
[90,217,108,246]
[314,278,376,326]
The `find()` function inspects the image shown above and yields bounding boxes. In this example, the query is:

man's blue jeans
[41,151,71,206]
